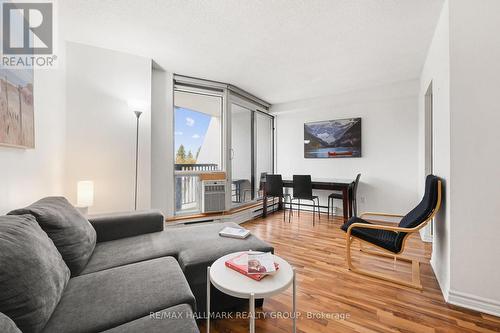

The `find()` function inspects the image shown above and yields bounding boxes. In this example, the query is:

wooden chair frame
[345,180,442,290]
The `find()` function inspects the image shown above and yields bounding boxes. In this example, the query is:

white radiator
[201,180,226,213]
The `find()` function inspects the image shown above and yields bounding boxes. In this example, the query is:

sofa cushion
[169,222,273,312]
[0,215,70,333]
[101,304,199,333]
[0,313,22,333]
[9,197,97,275]
[80,231,178,275]
[42,257,196,333]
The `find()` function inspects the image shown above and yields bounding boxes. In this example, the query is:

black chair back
[265,174,284,197]
[352,173,361,197]
[395,174,440,248]
[292,175,313,199]
[351,173,361,216]
[259,172,268,191]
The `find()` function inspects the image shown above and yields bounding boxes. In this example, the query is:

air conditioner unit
[201,180,226,213]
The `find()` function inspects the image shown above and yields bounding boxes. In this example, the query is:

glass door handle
[230,148,235,160]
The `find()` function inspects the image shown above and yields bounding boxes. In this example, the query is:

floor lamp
[133,110,142,210]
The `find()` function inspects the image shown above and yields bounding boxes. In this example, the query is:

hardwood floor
[199,212,500,333]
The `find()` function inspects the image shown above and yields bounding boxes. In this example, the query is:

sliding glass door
[229,96,274,208]
[230,103,253,205]
[255,112,274,199]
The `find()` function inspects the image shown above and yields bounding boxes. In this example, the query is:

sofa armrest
[88,210,164,242]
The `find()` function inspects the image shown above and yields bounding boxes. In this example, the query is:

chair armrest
[360,212,405,219]
[88,210,164,242]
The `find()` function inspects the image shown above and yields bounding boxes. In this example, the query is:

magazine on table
[219,226,250,239]
[225,252,279,281]
[247,252,276,275]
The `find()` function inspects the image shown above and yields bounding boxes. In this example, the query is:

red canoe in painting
[328,151,353,157]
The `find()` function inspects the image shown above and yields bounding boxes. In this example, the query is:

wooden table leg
[342,187,349,221]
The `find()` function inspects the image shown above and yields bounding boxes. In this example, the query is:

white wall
[0,28,67,214]
[271,80,420,215]
[418,0,451,298]
[419,0,500,316]
[447,0,500,315]
[0,68,67,214]
[65,42,152,214]
[151,68,174,216]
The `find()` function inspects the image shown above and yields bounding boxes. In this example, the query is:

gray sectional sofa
[0,197,273,333]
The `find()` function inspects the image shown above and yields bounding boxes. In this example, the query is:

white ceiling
[60,0,444,104]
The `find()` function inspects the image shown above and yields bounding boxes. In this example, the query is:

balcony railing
[175,164,218,211]
[174,164,219,172]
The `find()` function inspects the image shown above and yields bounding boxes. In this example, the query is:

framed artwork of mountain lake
[304,118,361,158]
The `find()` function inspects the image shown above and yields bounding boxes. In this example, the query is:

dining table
[261,177,354,221]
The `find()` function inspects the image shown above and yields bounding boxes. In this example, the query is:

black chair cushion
[395,175,439,247]
[341,217,400,253]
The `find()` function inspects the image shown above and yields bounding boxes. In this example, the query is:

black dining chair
[265,174,292,222]
[257,172,268,199]
[350,173,361,217]
[328,173,361,219]
[290,175,320,225]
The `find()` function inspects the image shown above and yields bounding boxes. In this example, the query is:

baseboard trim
[448,289,500,317]
[430,258,449,302]
[429,260,500,317]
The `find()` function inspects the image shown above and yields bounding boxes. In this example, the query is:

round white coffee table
[207,251,296,333]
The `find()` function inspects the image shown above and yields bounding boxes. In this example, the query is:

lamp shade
[77,181,94,207]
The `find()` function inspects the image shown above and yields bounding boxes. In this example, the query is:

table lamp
[77,180,94,215]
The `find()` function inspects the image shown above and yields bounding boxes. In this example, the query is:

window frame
[173,85,227,216]
[172,75,274,216]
